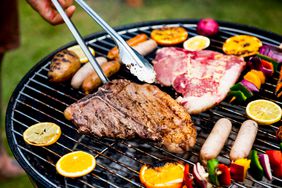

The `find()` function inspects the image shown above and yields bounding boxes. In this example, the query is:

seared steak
[153,47,246,114]
[64,79,196,153]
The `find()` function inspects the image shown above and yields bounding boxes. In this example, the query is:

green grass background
[1,0,281,187]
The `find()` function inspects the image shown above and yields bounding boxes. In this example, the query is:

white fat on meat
[153,47,246,114]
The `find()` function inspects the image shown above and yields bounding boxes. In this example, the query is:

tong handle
[75,0,143,67]
[51,0,109,84]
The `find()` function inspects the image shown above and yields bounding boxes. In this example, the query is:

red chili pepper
[218,164,231,186]
[266,150,282,178]
[184,164,193,188]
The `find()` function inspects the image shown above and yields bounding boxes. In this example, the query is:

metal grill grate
[6,20,282,188]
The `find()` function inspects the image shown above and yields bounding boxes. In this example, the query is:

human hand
[26,0,76,25]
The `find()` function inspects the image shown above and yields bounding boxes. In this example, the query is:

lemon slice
[56,151,96,178]
[23,122,61,146]
[183,35,210,51]
[246,99,282,125]
[68,45,95,63]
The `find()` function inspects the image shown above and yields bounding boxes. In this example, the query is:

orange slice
[139,162,184,188]
[223,35,262,57]
[56,151,96,178]
[23,122,61,146]
[151,27,188,46]
[246,99,282,125]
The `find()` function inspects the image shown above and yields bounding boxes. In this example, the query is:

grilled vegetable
[196,18,219,36]
[230,163,245,182]
[259,44,282,63]
[258,154,272,180]
[223,35,262,57]
[233,158,251,181]
[243,71,261,89]
[277,126,282,141]
[248,56,274,77]
[151,27,188,46]
[82,60,120,94]
[257,53,279,71]
[275,67,282,98]
[192,163,209,188]
[48,50,81,82]
[217,164,231,186]
[241,79,259,92]
[250,70,265,84]
[184,164,193,188]
[107,34,148,59]
[207,159,219,186]
[228,90,247,103]
[230,82,253,98]
[249,150,264,180]
[265,150,282,178]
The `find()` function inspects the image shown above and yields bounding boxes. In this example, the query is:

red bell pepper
[218,164,231,186]
[184,164,193,188]
[266,150,282,178]
[230,163,245,182]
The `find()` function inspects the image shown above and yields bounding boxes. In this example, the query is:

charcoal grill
[6,19,282,188]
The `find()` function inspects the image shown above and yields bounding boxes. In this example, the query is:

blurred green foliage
[1,0,281,187]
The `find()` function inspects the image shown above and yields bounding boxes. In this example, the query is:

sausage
[71,57,107,89]
[82,60,121,94]
[200,118,232,165]
[133,39,158,56]
[48,50,81,82]
[230,120,258,161]
[107,34,148,59]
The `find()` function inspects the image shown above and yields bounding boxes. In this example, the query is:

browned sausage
[82,61,121,94]
[107,34,148,59]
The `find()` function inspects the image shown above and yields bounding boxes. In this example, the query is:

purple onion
[248,56,261,70]
[197,18,219,36]
[259,45,282,63]
[241,79,259,92]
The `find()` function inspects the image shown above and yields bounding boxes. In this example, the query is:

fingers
[26,0,75,25]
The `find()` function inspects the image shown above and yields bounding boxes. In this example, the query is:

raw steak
[153,47,246,114]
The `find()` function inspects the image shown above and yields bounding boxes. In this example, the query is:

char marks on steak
[153,47,246,114]
[64,79,196,154]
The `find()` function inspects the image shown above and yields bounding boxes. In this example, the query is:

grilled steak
[64,79,196,153]
[153,47,246,114]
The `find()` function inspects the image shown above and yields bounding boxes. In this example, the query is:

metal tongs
[51,0,156,84]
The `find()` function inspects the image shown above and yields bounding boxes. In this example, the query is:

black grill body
[6,19,282,188]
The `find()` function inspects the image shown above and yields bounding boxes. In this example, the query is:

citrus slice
[246,99,282,125]
[56,151,96,178]
[23,122,61,146]
[151,27,188,46]
[139,162,184,188]
[223,35,262,57]
[183,35,210,51]
[68,45,95,63]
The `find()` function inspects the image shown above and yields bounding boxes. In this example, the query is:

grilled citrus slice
[183,35,210,51]
[56,151,96,178]
[151,27,188,46]
[139,162,184,188]
[246,99,282,125]
[223,35,262,57]
[68,45,95,63]
[23,122,61,146]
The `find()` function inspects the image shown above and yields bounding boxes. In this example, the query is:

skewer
[51,0,109,84]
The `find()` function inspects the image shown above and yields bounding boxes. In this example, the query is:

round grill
[6,19,282,187]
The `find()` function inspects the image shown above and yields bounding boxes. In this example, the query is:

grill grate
[6,20,282,188]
